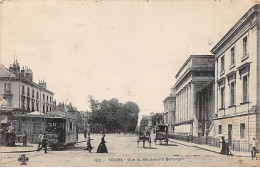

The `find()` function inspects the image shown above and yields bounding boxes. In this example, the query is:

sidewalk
[168,138,252,158]
[0,143,38,153]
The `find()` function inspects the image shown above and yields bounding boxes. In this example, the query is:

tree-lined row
[88,96,139,134]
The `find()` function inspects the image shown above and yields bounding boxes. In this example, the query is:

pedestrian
[84,130,87,139]
[250,137,258,160]
[38,131,43,149]
[37,133,48,153]
[220,136,227,155]
[22,130,27,146]
[84,133,93,152]
[97,134,108,153]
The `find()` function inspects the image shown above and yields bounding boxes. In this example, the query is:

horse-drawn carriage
[154,124,168,145]
[137,131,151,148]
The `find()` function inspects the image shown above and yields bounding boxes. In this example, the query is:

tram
[44,111,77,150]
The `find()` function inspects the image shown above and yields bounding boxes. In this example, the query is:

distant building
[0,59,54,113]
[162,90,176,132]
[173,55,215,137]
[210,4,260,150]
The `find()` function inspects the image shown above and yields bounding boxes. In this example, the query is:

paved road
[0,134,258,167]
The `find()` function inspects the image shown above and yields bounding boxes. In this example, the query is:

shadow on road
[157,144,178,147]
[142,147,158,149]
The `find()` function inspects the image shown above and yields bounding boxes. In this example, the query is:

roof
[211,4,260,54]
[163,96,175,103]
[0,65,54,95]
[175,55,214,78]
[19,111,46,117]
[46,111,77,120]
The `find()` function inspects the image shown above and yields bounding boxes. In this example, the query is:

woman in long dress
[97,135,108,153]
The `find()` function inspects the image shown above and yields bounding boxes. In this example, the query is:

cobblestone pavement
[0,134,259,167]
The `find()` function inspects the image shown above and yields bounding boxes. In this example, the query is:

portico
[173,55,215,137]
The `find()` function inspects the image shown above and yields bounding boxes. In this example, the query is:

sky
[0,0,256,120]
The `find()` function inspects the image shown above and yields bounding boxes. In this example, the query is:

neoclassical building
[173,55,215,137]
[210,4,260,149]
[0,59,54,113]
[163,91,176,132]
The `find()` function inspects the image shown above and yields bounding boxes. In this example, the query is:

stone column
[191,83,196,119]
[189,83,192,120]
[182,90,184,122]
[181,90,183,122]
[176,93,179,123]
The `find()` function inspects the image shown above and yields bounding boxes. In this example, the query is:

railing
[169,134,250,152]
[230,140,250,152]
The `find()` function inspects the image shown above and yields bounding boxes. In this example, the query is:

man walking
[250,137,258,160]
[84,133,93,152]
[37,133,48,153]
[22,130,27,146]
[38,131,43,149]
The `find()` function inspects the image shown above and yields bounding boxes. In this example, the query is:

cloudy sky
[0,0,255,119]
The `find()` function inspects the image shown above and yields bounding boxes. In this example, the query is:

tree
[139,116,149,132]
[151,113,163,126]
[88,96,139,134]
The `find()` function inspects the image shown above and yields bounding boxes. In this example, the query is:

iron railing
[169,134,250,152]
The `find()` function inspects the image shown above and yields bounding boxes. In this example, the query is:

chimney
[38,80,47,89]
[21,66,25,77]
[25,68,33,81]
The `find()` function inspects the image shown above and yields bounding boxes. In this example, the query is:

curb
[168,138,250,158]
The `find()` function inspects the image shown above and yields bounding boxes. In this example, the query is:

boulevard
[0,134,258,167]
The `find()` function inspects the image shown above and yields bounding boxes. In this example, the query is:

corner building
[0,60,54,113]
[210,5,260,150]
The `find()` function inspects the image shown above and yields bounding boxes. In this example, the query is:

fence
[169,134,250,152]
[230,140,250,152]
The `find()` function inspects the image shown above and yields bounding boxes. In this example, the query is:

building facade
[0,60,54,114]
[210,5,260,149]
[173,55,215,137]
[163,91,176,132]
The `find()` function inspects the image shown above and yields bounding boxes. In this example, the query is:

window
[230,82,235,106]
[37,92,39,99]
[243,36,248,57]
[27,87,30,96]
[4,83,11,93]
[43,94,45,101]
[47,96,49,102]
[21,97,25,109]
[36,102,39,111]
[221,87,225,109]
[240,123,245,139]
[43,104,45,113]
[230,47,235,66]
[32,90,35,98]
[50,97,52,103]
[32,101,35,111]
[221,56,225,73]
[27,98,30,111]
[243,76,248,103]
[70,122,73,131]
[22,85,25,95]
[218,125,222,134]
